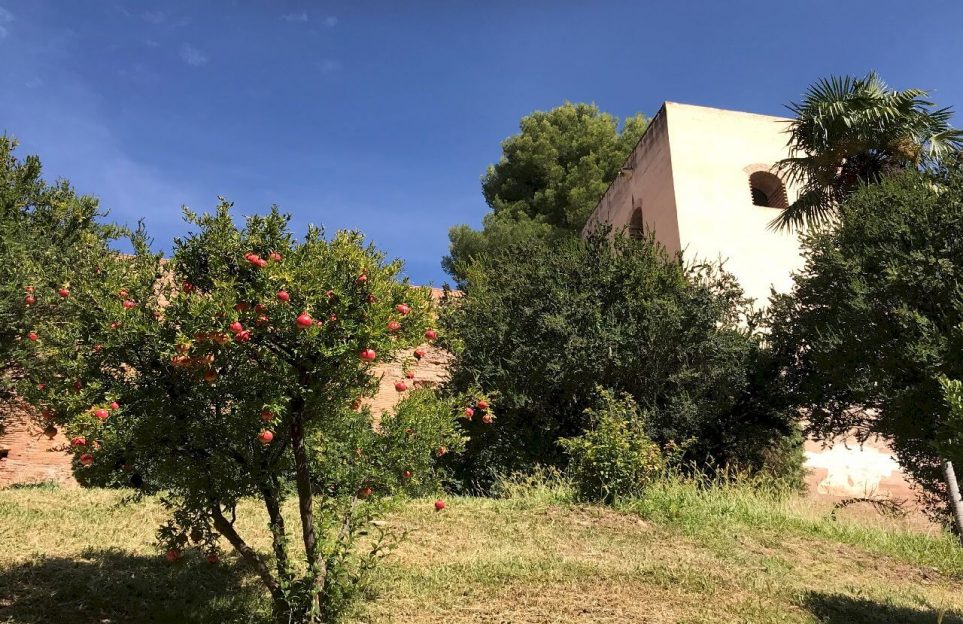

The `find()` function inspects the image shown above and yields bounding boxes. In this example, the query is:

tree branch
[256,335,301,370]
[210,503,280,598]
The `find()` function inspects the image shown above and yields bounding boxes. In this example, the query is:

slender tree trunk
[210,505,280,598]
[262,481,292,582]
[290,410,325,618]
[943,460,963,541]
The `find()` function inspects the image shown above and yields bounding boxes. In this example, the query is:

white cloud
[0,6,14,39]
[25,77,43,89]
[282,11,308,23]
[142,10,166,24]
[0,77,201,240]
[324,15,338,27]
[145,39,160,48]
[318,59,341,74]
[117,62,158,85]
[179,43,208,67]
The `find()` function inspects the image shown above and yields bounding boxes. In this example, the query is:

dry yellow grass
[0,482,961,623]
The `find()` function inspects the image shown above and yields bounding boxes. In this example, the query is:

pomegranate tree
[0,136,116,391]
[16,202,467,622]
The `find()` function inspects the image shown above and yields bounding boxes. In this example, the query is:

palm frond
[768,186,834,232]
[775,72,962,230]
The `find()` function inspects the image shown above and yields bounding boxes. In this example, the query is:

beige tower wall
[663,102,803,305]
[582,107,681,255]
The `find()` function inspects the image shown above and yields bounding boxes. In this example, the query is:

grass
[0,477,961,623]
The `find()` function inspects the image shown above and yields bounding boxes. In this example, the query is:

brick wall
[366,344,451,418]
[0,398,76,488]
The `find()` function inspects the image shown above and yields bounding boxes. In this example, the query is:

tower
[583,102,917,502]
[583,101,803,305]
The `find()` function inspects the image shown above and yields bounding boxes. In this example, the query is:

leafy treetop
[0,136,119,390]
[444,102,647,284]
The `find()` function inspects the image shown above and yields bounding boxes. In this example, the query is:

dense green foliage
[14,203,468,622]
[774,73,963,231]
[769,171,963,514]
[443,103,647,284]
[441,231,798,490]
[559,390,663,503]
[0,136,118,392]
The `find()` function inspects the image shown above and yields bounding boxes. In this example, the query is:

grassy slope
[0,480,961,624]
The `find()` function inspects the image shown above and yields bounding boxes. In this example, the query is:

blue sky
[2,1,962,285]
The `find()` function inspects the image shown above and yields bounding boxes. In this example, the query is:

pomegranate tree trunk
[210,505,280,598]
[262,480,292,582]
[290,409,325,618]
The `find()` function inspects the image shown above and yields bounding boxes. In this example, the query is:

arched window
[748,171,788,209]
[628,207,644,239]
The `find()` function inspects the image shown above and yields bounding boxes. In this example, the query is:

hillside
[0,480,961,623]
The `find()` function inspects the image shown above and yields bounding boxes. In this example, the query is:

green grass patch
[624,474,963,576]
[0,479,961,623]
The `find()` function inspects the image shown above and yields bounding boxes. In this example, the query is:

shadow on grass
[802,592,963,624]
[0,549,271,623]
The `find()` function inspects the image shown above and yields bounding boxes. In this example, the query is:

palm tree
[772,72,963,231]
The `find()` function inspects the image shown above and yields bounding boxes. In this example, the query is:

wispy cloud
[282,11,308,23]
[179,43,208,67]
[111,3,132,18]
[142,10,166,24]
[0,6,14,39]
[118,62,159,86]
[145,39,160,48]
[318,59,341,74]
[0,75,202,243]
[25,77,43,89]
[324,16,338,27]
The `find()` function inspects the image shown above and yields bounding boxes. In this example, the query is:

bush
[13,202,470,623]
[440,230,799,490]
[559,390,663,503]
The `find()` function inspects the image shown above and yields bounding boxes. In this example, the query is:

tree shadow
[802,591,963,624]
[0,549,271,623]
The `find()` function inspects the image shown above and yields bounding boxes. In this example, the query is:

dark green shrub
[559,390,663,503]
[440,230,799,490]
[769,170,963,517]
